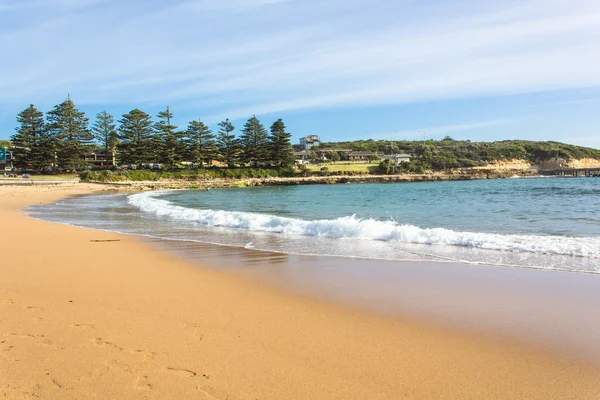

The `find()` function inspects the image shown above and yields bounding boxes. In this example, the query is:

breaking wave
[128,191,600,259]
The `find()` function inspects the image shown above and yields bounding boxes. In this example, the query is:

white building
[392,154,411,165]
[299,135,320,150]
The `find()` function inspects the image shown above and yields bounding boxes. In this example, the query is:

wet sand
[149,239,600,364]
[1,184,600,399]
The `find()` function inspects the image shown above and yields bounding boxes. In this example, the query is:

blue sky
[1,0,599,147]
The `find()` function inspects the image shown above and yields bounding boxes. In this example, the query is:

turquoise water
[30,177,600,272]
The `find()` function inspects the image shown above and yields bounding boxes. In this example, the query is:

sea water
[29,177,600,273]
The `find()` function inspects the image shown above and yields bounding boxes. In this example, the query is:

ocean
[29,176,600,273]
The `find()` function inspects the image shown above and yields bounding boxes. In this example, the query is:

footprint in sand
[37,337,53,346]
[131,349,157,361]
[185,323,205,342]
[92,337,124,351]
[1,299,15,306]
[71,323,94,329]
[196,385,232,400]
[134,375,153,391]
[106,359,131,372]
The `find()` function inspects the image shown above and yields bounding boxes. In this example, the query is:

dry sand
[1,184,599,400]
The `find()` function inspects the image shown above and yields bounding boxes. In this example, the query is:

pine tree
[11,105,54,171]
[216,119,238,167]
[184,119,217,167]
[91,111,118,166]
[46,96,93,170]
[155,106,182,169]
[117,109,155,165]
[268,119,294,167]
[239,115,269,166]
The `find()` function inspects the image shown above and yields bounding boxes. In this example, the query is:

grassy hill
[315,139,600,171]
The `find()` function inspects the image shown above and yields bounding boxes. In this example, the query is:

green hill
[315,139,600,171]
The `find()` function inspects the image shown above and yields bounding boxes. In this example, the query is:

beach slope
[1,185,599,399]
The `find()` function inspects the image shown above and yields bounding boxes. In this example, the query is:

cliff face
[564,158,600,168]
[471,158,600,171]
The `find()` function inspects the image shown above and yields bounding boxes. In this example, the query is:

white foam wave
[128,191,600,259]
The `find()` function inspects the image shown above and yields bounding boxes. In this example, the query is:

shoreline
[0,167,586,191]
[81,170,538,190]
[2,184,600,399]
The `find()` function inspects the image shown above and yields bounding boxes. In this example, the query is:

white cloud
[1,0,600,123]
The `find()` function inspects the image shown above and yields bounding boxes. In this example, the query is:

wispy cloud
[0,0,599,128]
[364,118,534,141]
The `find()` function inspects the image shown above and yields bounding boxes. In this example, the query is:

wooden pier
[540,168,600,177]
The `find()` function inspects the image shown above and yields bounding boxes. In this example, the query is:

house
[0,148,13,170]
[347,151,377,161]
[299,135,320,150]
[315,148,352,160]
[392,154,411,165]
[85,151,116,167]
[293,150,312,164]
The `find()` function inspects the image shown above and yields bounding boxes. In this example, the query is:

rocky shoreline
[81,168,539,191]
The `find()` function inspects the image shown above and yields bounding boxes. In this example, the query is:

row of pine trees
[10,97,295,172]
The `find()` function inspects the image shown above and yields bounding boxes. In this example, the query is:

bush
[320,167,329,171]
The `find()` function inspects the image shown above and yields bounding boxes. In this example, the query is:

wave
[127,191,600,259]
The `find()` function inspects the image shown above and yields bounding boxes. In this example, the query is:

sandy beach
[1,184,600,399]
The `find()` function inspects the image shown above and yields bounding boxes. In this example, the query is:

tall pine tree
[155,107,182,169]
[239,115,269,166]
[92,111,118,166]
[117,109,155,165]
[268,119,294,167]
[184,119,216,167]
[216,119,238,167]
[11,105,54,171]
[46,96,93,170]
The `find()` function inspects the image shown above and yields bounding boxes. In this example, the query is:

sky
[1,0,599,147]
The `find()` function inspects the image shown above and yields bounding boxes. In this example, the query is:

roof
[393,154,411,158]
[318,148,352,152]
[349,151,377,155]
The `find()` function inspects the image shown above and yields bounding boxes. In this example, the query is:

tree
[307,150,320,164]
[91,111,118,166]
[11,105,54,171]
[268,119,294,167]
[238,115,269,166]
[216,119,238,167]
[117,109,155,165]
[326,151,340,162]
[184,119,216,167]
[155,106,182,169]
[46,96,93,170]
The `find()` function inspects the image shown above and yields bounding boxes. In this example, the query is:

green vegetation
[8,99,295,174]
[0,173,78,181]
[308,163,378,174]
[184,119,216,167]
[91,111,118,164]
[7,97,599,180]
[46,96,94,171]
[79,167,295,182]
[318,138,600,173]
